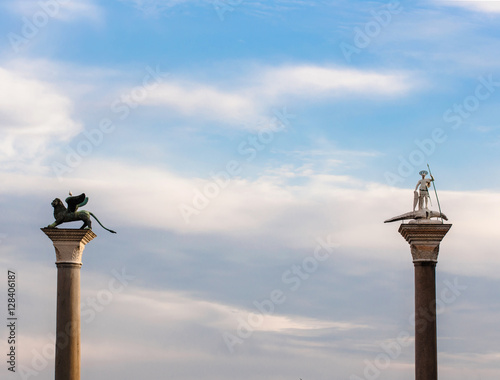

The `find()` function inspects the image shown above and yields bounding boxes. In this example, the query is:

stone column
[398,223,451,380]
[41,228,96,380]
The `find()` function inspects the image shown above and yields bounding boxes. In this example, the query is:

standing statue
[46,192,117,233]
[413,170,433,211]
[385,168,447,224]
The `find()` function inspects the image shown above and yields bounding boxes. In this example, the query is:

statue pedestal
[398,223,451,380]
[41,228,96,380]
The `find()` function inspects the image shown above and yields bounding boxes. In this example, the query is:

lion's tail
[89,212,117,234]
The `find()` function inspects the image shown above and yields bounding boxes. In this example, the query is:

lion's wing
[65,193,88,213]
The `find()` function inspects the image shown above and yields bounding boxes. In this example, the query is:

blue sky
[1,1,500,379]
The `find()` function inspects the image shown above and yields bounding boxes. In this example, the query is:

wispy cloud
[144,81,257,123]
[434,0,500,14]
[114,287,368,334]
[258,65,415,98]
[0,60,420,139]
[118,0,200,16]
[0,66,81,168]
[119,0,316,18]
[4,0,103,22]
[142,64,418,125]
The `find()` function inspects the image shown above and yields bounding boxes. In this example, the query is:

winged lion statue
[46,193,116,233]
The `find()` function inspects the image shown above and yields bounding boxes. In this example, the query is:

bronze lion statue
[46,193,116,233]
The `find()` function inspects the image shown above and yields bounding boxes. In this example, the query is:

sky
[1,0,500,379]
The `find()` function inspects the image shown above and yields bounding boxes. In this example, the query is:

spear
[427,163,443,223]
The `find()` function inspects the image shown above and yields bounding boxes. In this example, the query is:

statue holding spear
[385,165,447,224]
[413,169,433,211]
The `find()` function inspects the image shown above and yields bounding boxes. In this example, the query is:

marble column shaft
[42,228,96,380]
[399,223,451,380]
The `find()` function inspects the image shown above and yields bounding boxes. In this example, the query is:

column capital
[398,223,452,263]
[41,228,96,264]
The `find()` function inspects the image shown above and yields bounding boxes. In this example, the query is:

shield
[413,190,418,211]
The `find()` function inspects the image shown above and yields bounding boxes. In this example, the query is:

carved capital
[41,228,96,264]
[398,224,452,264]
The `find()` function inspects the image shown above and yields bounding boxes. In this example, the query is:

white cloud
[0,66,81,169]
[145,81,257,123]
[258,65,415,99]
[56,1,103,22]
[0,61,419,139]
[435,0,500,14]
[94,165,500,280]
[143,65,418,125]
[5,0,103,22]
